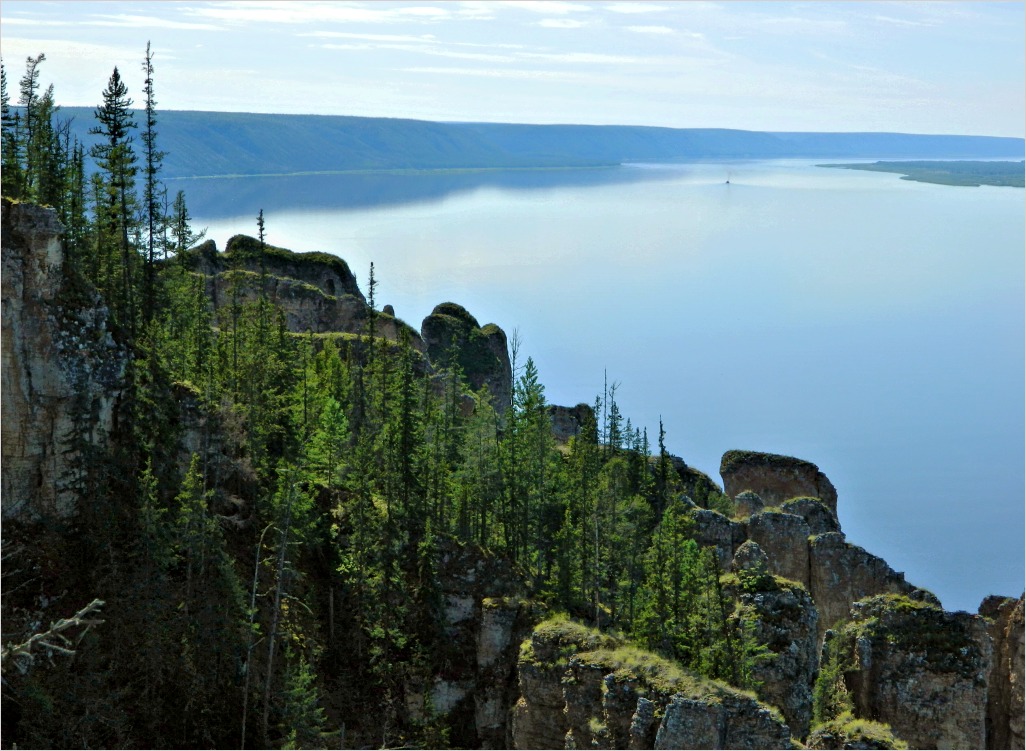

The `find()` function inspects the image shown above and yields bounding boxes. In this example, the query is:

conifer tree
[140,42,166,323]
[90,66,139,336]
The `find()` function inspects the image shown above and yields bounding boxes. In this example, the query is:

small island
[819,160,1025,187]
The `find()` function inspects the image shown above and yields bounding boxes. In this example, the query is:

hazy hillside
[56,107,1024,179]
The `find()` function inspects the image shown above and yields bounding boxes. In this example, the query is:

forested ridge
[2,50,1022,751]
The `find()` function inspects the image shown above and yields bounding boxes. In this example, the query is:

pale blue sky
[1,1,1023,135]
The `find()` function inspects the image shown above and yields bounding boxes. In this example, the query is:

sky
[0,0,1023,136]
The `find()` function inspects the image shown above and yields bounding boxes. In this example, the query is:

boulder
[734,490,765,519]
[720,450,838,517]
[781,497,841,536]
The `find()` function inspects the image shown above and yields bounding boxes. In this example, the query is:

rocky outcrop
[549,402,594,444]
[421,302,513,411]
[781,497,841,536]
[2,199,126,520]
[809,533,917,636]
[734,490,765,518]
[181,237,426,349]
[512,617,794,750]
[836,595,992,750]
[980,594,1025,750]
[805,714,907,749]
[185,235,363,300]
[411,540,539,748]
[721,450,838,517]
[747,511,812,587]
[689,507,747,570]
[724,574,819,738]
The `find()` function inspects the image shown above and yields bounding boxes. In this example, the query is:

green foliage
[279,649,327,750]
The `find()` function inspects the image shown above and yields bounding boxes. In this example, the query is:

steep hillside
[55,107,1026,178]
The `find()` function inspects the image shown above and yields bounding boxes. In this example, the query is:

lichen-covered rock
[421,302,512,412]
[838,595,992,750]
[689,508,748,570]
[725,576,819,739]
[747,511,812,588]
[512,618,793,750]
[2,199,127,520]
[809,533,915,637]
[781,497,841,536]
[979,593,1025,750]
[654,692,793,749]
[806,713,908,749]
[720,450,838,517]
[734,490,765,518]
[549,403,594,444]
[732,540,771,573]
[512,617,617,749]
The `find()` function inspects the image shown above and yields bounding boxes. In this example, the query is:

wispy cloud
[520,51,654,65]
[499,1,592,15]
[604,3,667,14]
[538,18,591,29]
[625,25,674,35]
[0,13,222,31]
[318,42,516,63]
[185,2,453,25]
[403,65,588,82]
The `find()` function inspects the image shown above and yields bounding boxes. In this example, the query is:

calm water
[185,160,1025,612]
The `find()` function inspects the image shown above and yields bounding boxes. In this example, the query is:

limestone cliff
[721,450,838,517]
[421,302,513,411]
[980,594,1025,750]
[832,595,992,750]
[512,617,794,750]
[1,198,126,520]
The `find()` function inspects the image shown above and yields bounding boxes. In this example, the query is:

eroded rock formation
[721,450,838,517]
[835,595,992,750]
[1,198,127,520]
[512,617,794,750]
[421,302,513,411]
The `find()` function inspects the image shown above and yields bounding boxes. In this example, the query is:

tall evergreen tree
[90,66,139,336]
[140,42,166,323]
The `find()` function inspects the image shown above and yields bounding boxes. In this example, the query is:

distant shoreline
[818,160,1025,187]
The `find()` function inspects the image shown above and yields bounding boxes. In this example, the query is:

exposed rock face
[654,692,793,750]
[809,533,915,635]
[805,716,907,749]
[689,508,748,570]
[838,595,992,750]
[721,450,838,517]
[781,497,841,536]
[424,540,538,748]
[747,511,812,587]
[726,576,819,739]
[186,235,363,300]
[732,540,771,573]
[2,199,126,520]
[512,617,794,750]
[549,402,594,444]
[734,490,765,518]
[980,594,1025,750]
[421,302,512,412]
[183,237,426,350]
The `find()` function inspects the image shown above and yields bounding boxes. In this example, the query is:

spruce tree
[90,66,139,336]
[140,42,166,323]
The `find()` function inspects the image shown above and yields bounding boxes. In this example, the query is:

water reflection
[169,165,686,218]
